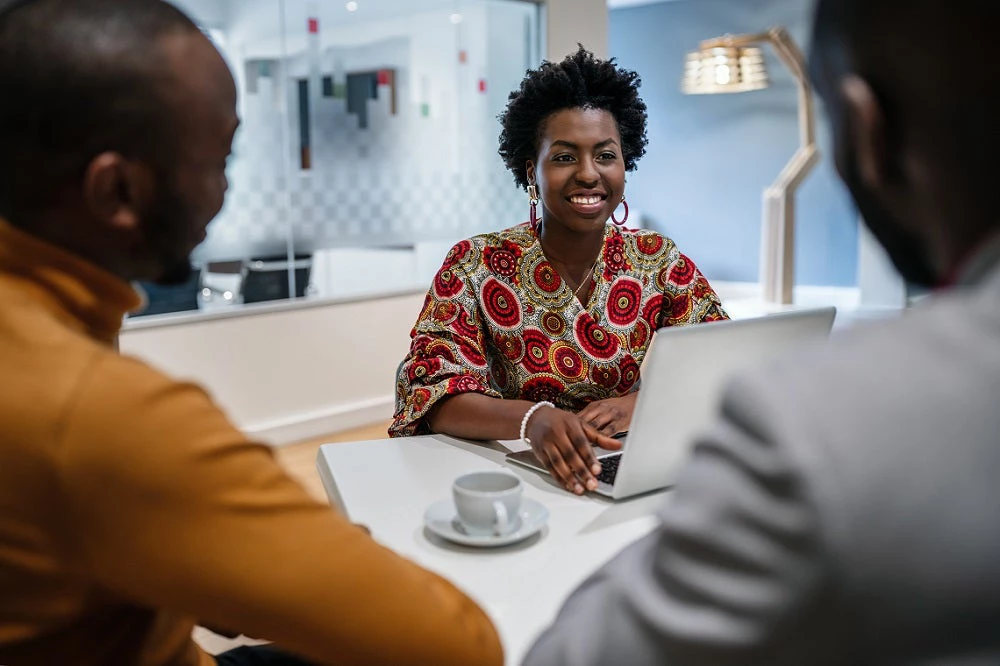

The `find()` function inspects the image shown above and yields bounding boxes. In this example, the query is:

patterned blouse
[389,222,728,437]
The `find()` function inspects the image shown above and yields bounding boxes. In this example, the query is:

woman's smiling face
[527,107,626,234]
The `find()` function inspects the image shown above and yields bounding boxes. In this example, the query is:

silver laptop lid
[611,307,836,499]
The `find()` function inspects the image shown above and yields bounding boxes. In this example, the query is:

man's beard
[143,186,200,286]
[841,157,939,287]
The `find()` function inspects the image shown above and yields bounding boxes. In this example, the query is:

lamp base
[760,187,796,305]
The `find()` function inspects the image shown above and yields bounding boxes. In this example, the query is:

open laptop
[506,307,836,499]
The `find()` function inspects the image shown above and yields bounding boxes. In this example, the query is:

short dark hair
[0,0,200,224]
[498,46,648,190]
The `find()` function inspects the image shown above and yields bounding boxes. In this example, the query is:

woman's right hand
[525,406,623,495]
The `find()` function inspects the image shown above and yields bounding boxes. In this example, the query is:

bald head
[809,0,1000,285]
[0,0,238,286]
[0,0,203,223]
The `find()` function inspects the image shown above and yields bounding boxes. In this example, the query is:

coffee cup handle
[492,501,509,536]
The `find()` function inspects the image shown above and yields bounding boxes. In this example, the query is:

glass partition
[132,0,541,318]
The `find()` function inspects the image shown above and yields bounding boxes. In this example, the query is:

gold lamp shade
[682,45,769,94]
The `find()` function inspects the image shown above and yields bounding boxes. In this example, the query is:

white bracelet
[520,401,555,446]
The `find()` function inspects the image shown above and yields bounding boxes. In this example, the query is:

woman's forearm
[428,393,536,441]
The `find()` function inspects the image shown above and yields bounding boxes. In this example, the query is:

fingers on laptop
[586,425,623,452]
[567,427,601,492]
[579,400,627,436]
[538,425,599,494]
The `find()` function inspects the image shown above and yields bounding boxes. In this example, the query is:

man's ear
[840,75,890,189]
[81,152,153,234]
[525,160,536,188]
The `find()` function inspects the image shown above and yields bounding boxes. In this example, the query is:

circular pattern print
[452,307,481,341]
[490,358,511,393]
[480,277,522,330]
[407,357,441,382]
[655,265,670,292]
[668,291,692,323]
[425,339,457,364]
[549,342,588,381]
[606,277,643,328]
[449,374,485,393]
[602,232,630,278]
[618,357,640,392]
[520,248,573,309]
[630,232,669,269]
[573,313,620,361]
[521,374,566,404]
[669,256,696,287]
[641,294,664,328]
[589,363,621,390]
[433,268,464,298]
[522,328,552,374]
[533,262,562,293]
[412,388,432,412]
[431,300,459,326]
[457,338,487,368]
[541,311,567,338]
[443,239,481,274]
[494,333,524,363]
[629,319,651,351]
[484,242,521,281]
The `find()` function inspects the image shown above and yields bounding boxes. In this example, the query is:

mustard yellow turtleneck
[0,218,502,666]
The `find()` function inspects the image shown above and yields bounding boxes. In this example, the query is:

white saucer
[423,497,549,547]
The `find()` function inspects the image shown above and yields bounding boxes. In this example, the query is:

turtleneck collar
[0,218,142,344]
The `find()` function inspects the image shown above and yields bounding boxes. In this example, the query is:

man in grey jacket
[524,0,1000,664]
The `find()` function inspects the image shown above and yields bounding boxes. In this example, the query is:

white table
[316,434,666,665]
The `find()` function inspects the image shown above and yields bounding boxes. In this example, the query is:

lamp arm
[699,30,773,49]
[764,27,816,150]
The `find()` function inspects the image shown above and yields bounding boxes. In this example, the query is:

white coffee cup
[452,471,523,536]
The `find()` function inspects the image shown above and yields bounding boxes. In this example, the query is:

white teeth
[570,195,602,205]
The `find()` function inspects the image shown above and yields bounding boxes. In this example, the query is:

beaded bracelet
[520,400,555,446]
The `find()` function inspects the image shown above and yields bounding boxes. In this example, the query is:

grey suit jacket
[524,247,1000,666]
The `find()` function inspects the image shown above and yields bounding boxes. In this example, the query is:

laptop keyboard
[596,454,622,485]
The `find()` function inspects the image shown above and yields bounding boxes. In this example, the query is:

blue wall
[609,0,858,286]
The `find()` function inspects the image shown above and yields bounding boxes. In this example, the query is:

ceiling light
[345,1,359,11]
[450,13,463,24]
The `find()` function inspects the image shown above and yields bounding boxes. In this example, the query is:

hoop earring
[528,184,540,232]
[611,196,629,226]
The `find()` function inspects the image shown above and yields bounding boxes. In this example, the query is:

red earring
[528,184,540,233]
[612,196,629,226]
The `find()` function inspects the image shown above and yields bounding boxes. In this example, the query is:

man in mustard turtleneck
[0,1,502,665]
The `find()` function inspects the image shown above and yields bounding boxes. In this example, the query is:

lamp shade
[682,45,769,94]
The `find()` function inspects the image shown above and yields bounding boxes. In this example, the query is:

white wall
[172,0,229,27]
[120,292,426,444]
[546,0,607,59]
[120,271,860,448]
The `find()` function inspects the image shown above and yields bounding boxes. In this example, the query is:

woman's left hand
[576,392,639,438]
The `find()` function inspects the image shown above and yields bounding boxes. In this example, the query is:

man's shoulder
[722,286,1000,526]
[59,347,240,450]
[755,287,998,408]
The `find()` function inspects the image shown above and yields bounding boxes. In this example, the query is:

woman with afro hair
[390,47,727,495]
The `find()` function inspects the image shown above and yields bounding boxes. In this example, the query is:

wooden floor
[271,419,392,503]
[194,419,392,655]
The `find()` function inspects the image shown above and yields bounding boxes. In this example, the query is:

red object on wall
[478,79,487,93]
[377,69,390,86]
[308,18,319,34]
